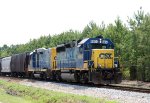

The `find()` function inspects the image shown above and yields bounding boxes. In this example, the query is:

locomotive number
[90,39,108,44]
[91,40,98,43]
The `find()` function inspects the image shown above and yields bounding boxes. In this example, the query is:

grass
[0,88,32,103]
[0,80,117,103]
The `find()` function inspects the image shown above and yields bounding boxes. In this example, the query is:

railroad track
[63,82,150,94]
[0,75,150,93]
[101,85,150,93]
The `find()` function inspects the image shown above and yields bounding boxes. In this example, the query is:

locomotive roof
[77,37,114,48]
[78,38,89,45]
[30,48,47,55]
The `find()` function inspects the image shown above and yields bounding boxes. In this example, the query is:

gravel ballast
[1,77,150,103]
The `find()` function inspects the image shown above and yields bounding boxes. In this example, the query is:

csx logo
[99,53,112,59]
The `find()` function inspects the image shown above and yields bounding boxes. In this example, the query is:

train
[0,36,122,84]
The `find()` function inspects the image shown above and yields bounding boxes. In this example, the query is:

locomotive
[0,36,122,84]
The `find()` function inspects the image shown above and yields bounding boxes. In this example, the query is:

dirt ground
[0,76,150,89]
[114,80,150,89]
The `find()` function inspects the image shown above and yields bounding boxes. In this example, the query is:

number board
[90,39,108,44]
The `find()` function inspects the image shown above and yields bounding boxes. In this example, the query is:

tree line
[0,10,150,81]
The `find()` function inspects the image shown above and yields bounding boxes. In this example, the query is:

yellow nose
[91,49,114,69]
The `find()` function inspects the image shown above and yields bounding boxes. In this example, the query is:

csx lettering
[99,53,112,59]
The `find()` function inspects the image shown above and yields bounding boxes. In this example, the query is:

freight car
[0,36,122,84]
[0,53,30,77]
[10,52,30,77]
[0,58,2,73]
[1,56,11,75]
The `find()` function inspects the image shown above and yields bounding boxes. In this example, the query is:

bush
[122,68,130,80]
[130,66,137,80]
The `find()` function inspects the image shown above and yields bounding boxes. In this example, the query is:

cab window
[91,44,102,49]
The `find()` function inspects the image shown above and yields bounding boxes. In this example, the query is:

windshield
[91,44,106,49]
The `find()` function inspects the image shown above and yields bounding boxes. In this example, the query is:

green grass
[0,88,32,103]
[0,80,117,103]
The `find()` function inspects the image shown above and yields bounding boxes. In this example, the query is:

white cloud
[0,0,149,46]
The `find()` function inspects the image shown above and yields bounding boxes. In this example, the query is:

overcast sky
[0,0,149,46]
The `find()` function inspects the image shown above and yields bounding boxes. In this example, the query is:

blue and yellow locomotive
[54,36,122,84]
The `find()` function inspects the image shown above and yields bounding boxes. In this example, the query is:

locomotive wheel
[74,72,80,83]
[30,72,34,79]
[51,72,56,81]
[80,72,89,84]
[42,73,47,81]
[56,71,62,82]
[40,72,47,80]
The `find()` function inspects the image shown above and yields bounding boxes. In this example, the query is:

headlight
[98,64,101,68]
[114,64,118,68]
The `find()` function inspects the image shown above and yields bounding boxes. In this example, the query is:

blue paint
[30,48,50,69]
[56,36,115,69]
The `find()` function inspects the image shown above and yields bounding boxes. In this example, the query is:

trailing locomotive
[0,36,122,84]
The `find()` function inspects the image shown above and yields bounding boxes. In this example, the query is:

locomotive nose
[91,49,114,69]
